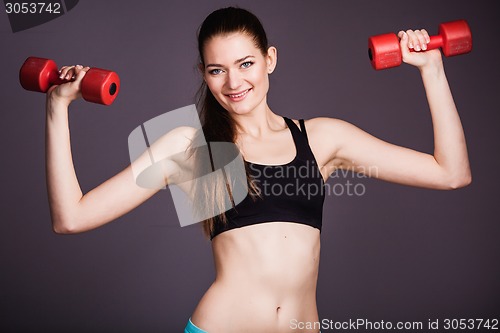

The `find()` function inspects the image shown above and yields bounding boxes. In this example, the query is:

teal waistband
[184,318,208,333]
[184,317,321,333]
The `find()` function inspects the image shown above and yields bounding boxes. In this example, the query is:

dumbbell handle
[40,71,65,88]
[19,57,120,105]
[412,31,472,56]
[418,35,442,51]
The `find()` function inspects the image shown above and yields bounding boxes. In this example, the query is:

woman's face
[202,32,276,116]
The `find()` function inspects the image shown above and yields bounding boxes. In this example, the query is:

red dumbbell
[19,57,120,105]
[368,19,472,70]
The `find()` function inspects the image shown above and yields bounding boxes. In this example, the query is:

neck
[231,101,283,139]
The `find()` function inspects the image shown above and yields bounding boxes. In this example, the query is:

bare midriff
[191,221,321,333]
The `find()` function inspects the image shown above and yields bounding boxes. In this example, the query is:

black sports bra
[210,117,325,239]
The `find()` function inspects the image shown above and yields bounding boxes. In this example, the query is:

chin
[220,95,265,116]
[226,103,255,115]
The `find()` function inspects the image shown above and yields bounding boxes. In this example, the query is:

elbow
[52,224,74,235]
[49,204,85,234]
[51,217,80,235]
[447,172,472,190]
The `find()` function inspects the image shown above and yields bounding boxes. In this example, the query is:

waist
[191,223,321,332]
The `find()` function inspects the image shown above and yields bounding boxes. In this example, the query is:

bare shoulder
[304,116,351,144]
[145,126,200,166]
[305,116,363,145]
[303,116,348,132]
[152,126,199,150]
[299,117,353,169]
[131,125,199,187]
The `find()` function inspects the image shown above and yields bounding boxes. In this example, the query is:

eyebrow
[205,55,255,68]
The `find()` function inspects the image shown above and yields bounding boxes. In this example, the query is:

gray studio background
[1,0,499,332]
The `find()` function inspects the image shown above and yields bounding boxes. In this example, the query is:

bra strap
[283,116,310,160]
[298,119,309,143]
[283,117,307,140]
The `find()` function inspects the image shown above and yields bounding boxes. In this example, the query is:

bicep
[326,119,450,189]
[72,126,197,233]
[75,163,161,233]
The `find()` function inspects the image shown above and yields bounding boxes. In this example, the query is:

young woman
[45,7,471,333]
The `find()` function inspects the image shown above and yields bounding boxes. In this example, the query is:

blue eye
[241,61,253,68]
[209,68,223,75]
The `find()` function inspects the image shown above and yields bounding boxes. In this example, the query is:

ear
[266,46,277,74]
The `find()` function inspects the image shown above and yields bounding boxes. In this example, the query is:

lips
[226,88,251,100]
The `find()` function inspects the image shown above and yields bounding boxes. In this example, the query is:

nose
[225,70,243,90]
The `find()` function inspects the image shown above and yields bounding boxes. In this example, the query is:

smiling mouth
[226,89,251,98]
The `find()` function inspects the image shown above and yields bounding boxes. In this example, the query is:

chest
[238,130,296,165]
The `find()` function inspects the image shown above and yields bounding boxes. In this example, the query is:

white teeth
[228,89,249,98]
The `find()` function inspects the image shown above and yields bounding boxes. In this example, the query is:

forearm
[420,64,471,186]
[45,96,83,232]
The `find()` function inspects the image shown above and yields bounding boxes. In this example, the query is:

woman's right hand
[47,64,90,105]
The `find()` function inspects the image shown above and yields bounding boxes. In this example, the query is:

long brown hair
[191,7,269,237]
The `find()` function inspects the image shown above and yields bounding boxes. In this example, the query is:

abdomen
[191,222,321,333]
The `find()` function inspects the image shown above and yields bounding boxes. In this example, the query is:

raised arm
[309,28,471,190]
[46,65,195,234]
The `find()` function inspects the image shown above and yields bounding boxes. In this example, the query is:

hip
[190,279,319,333]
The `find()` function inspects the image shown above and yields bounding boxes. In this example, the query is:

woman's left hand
[397,29,443,70]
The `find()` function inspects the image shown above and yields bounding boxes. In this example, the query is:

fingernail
[409,42,413,48]
[422,44,427,50]
[76,65,82,69]
[66,74,70,79]
[415,45,421,51]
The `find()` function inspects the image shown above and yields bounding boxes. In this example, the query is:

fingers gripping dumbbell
[19,57,120,105]
[368,19,472,70]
